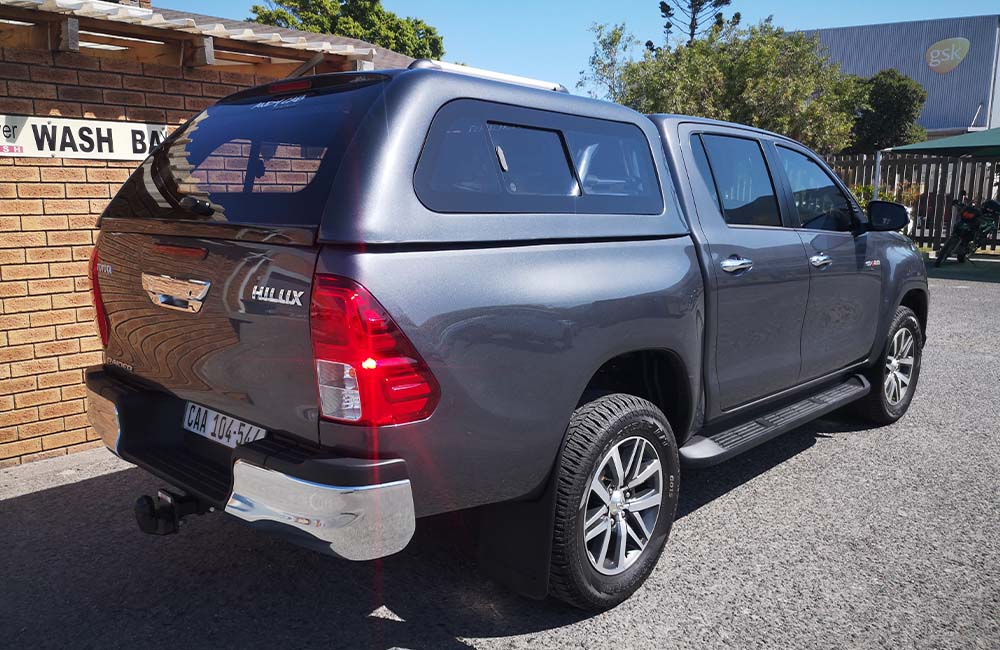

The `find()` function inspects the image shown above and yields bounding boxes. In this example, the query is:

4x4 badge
[251,285,304,307]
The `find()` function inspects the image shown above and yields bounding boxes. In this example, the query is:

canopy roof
[890,128,1000,158]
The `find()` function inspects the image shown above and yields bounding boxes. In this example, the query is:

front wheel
[935,236,958,267]
[548,394,680,610]
[852,306,923,425]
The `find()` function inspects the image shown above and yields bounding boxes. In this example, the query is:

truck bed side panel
[316,237,704,517]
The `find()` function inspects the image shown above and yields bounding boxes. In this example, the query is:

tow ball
[134,489,211,535]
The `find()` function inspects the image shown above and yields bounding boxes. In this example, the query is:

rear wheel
[852,306,923,425]
[549,394,680,610]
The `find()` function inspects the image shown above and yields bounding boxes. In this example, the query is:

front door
[771,143,882,380]
[681,128,812,412]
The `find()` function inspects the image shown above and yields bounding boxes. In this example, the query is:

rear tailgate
[97,227,318,441]
[94,74,390,447]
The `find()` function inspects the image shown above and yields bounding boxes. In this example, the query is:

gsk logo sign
[926,37,970,74]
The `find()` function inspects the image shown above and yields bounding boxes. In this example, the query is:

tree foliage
[248,0,445,59]
[657,0,740,46]
[623,21,864,153]
[577,23,637,102]
[850,69,927,152]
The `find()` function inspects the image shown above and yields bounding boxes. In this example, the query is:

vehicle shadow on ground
[0,414,864,650]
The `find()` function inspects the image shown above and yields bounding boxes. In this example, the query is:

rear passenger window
[700,134,782,227]
[414,99,662,214]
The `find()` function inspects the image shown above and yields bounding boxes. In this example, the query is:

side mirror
[867,200,909,232]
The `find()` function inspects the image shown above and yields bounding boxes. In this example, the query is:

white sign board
[0,114,169,161]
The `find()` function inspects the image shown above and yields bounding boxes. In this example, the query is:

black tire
[549,393,680,610]
[852,306,923,425]
[935,236,957,267]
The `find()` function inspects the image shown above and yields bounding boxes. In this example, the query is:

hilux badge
[250,284,304,307]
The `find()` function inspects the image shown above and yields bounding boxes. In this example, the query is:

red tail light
[309,274,440,426]
[88,246,109,348]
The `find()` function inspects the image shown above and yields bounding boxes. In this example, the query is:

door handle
[720,256,753,273]
[810,253,833,269]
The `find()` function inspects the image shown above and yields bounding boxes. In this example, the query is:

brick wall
[0,45,285,468]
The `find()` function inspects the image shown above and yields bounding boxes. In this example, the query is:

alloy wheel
[884,327,915,406]
[581,436,663,576]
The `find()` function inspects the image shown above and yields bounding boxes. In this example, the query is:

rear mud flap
[476,466,558,600]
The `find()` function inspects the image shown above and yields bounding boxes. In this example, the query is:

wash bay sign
[0,114,168,161]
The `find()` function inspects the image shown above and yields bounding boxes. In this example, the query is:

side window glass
[423,116,501,196]
[413,100,663,214]
[777,146,853,232]
[700,134,782,227]
[689,135,721,210]
[563,127,660,201]
[486,123,579,197]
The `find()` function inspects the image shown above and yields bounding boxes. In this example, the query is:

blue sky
[160,1,997,93]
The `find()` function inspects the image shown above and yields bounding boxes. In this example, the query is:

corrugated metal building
[808,15,1000,135]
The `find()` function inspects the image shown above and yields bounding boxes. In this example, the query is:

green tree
[850,69,927,152]
[577,23,637,102]
[657,0,741,46]
[584,20,866,154]
[248,0,445,59]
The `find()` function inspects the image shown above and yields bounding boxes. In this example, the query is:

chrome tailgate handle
[141,273,211,313]
[720,256,753,274]
[810,253,833,269]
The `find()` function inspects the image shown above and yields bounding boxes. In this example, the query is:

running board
[680,375,870,467]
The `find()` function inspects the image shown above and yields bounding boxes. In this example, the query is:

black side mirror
[867,200,909,232]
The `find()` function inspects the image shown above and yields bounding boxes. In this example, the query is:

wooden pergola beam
[77,31,183,65]
[0,20,49,50]
[0,5,360,72]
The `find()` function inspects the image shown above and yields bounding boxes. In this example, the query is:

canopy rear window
[103,75,387,227]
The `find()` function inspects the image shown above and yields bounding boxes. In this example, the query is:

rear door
[95,75,389,443]
[770,142,882,380]
[678,124,811,412]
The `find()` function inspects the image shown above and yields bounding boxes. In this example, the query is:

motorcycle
[934,194,1000,267]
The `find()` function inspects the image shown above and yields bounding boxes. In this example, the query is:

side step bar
[680,375,870,467]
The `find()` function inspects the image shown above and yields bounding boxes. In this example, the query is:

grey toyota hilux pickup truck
[85,62,928,610]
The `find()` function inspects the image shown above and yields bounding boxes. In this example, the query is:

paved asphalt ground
[2,271,998,650]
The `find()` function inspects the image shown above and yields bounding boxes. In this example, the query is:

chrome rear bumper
[85,367,416,562]
[224,460,415,561]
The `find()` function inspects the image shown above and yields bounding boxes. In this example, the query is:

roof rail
[408,59,569,93]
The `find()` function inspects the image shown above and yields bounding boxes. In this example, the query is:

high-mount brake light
[88,246,110,348]
[310,274,440,426]
[268,79,312,94]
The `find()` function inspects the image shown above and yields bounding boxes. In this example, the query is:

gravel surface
[1,275,998,650]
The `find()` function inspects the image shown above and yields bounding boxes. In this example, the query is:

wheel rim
[581,436,663,576]
[884,327,915,406]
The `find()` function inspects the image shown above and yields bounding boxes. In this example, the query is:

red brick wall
[0,46,285,467]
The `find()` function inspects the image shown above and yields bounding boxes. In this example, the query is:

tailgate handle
[141,273,211,314]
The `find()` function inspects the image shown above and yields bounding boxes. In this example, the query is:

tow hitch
[134,489,211,535]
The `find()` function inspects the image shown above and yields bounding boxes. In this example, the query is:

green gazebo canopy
[890,127,1000,157]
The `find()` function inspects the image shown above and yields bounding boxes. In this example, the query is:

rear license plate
[182,402,266,449]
